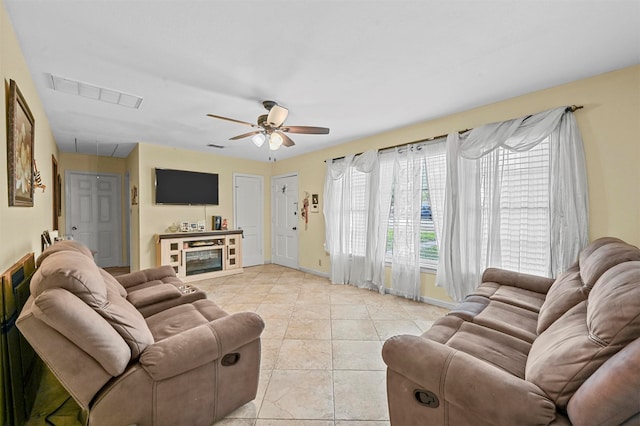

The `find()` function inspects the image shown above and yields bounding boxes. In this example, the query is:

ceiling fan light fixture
[252,133,266,147]
[269,133,283,150]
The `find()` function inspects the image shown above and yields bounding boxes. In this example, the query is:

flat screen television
[155,168,219,205]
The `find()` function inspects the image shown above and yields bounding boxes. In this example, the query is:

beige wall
[2,0,637,304]
[274,64,640,303]
[135,143,273,270]
[0,1,59,272]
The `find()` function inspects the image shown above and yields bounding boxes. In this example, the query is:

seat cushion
[146,299,228,342]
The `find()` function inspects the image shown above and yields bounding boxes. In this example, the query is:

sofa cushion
[32,288,130,376]
[31,250,154,358]
[36,239,95,267]
[472,282,546,313]
[526,261,640,409]
[100,269,128,298]
[127,284,182,308]
[536,266,586,334]
[579,241,640,290]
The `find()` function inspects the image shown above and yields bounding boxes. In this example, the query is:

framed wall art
[7,79,35,207]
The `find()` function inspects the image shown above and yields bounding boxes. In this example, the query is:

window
[348,169,369,257]
[382,147,446,269]
[479,139,550,275]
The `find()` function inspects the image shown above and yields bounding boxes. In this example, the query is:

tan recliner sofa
[18,242,264,425]
[383,237,640,425]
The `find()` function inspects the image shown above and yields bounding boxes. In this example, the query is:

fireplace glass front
[184,248,223,276]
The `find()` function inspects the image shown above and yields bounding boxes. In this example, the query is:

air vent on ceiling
[48,74,143,109]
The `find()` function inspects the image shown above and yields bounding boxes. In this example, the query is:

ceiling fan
[207,100,329,150]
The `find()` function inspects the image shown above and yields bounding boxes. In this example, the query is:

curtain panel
[323,150,389,292]
[437,107,589,302]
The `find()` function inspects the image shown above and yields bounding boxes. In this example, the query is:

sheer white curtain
[388,146,424,300]
[437,107,588,302]
[422,139,447,250]
[323,150,389,292]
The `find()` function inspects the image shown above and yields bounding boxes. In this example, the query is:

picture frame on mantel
[7,79,35,207]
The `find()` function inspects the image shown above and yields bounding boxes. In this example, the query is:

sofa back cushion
[32,288,130,376]
[36,239,94,267]
[536,265,585,334]
[31,251,153,358]
[526,260,640,409]
[537,238,640,334]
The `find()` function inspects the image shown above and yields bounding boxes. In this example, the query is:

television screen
[155,168,219,205]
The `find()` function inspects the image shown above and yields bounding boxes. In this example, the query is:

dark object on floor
[1,253,41,426]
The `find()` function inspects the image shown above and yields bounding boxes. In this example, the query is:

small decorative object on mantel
[221,218,228,230]
[7,79,35,207]
[180,221,190,232]
[213,216,222,230]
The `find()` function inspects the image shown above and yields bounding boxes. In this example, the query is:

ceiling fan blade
[266,105,289,127]
[277,131,295,147]
[207,114,258,128]
[281,125,330,134]
[229,130,263,140]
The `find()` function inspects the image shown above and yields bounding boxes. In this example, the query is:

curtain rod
[326,104,584,163]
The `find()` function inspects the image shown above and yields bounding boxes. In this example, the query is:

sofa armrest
[140,312,265,380]
[126,284,181,308]
[481,267,555,294]
[115,265,177,288]
[382,335,557,425]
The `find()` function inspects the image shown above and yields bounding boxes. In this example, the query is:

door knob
[72,226,78,231]
[292,227,297,231]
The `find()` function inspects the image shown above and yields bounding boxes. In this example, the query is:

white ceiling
[5,1,640,162]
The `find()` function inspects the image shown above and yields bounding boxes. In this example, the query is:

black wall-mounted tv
[155,168,219,205]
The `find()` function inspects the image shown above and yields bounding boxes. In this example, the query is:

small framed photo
[197,220,205,231]
[189,222,198,231]
[180,221,190,232]
[311,193,319,213]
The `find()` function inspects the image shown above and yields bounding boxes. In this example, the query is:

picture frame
[311,193,319,213]
[180,221,190,232]
[7,80,35,207]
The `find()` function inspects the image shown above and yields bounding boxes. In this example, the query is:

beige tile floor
[197,264,449,426]
[27,264,449,426]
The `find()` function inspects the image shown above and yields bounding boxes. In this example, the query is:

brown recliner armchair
[18,248,264,425]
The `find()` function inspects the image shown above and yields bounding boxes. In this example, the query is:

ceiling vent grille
[48,74,143,109]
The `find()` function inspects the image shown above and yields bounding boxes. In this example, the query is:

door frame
[271,172,299,267]
[65,170,123,267]
[233,173,264,267]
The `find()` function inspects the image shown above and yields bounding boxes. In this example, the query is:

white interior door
[66,171,122,268]
[272,174,299,268]
[234,173,264,267]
